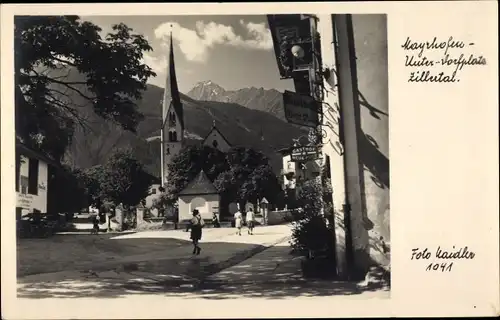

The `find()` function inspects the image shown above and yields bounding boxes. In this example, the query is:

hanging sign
[267,14,313,78]
[290,145,321,162]
[283,90,319,128]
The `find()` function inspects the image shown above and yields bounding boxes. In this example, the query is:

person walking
[212,212,220,228]
[189,209,204,255]
[234,209,243,236]
[91,214,100,235]
[246,207,255,235]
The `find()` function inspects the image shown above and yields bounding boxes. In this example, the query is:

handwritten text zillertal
[402,36,487,83]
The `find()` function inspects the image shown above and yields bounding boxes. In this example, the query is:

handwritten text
[402,36,487,83]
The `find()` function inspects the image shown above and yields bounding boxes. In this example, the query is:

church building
[201,120,232,153]
[160,31,232,187]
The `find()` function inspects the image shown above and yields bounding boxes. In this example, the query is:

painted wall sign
[16,193,33,209]
[283,90,319,128]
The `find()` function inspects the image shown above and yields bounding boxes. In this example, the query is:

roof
[16,141,61,168]
[162,32,184,130]
[179,170,219,196]
[202,121,232,148]
[144,172,161,185]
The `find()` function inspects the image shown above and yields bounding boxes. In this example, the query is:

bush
[289,179,335,258]
[16,212,69,238]
[122,208,137,230]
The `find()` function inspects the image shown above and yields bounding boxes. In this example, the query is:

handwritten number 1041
[426,262,453,272]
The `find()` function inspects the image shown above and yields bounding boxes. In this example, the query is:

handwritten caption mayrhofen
[411,246,476,272]
[402,36,487,83]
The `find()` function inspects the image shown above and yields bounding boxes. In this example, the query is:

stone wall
[267,210,291,225]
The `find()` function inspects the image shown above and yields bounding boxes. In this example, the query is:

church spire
[162,28,184,129]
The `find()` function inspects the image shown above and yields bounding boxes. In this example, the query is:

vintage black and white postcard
[1,1,498,318]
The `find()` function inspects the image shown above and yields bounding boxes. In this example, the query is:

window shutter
[28,158,39,195]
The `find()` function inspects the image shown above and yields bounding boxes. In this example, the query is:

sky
[81,15,295,93]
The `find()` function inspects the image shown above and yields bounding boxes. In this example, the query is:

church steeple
[161,27,184,187]
[162,30,184,130]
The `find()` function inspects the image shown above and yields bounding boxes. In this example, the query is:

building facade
[318,14,390,275]
[178,170,221,222]
[268,14,390,278]
[202,121,232,153]
[15,143,52,215]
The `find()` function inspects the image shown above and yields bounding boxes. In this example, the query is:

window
[151,188,157,194]
[212,140,218,148]
[28,158,39,195]
[166,147,170,155]
[324,155,331,179]
[169,112,176,125]
[20,176,29,194]
[191,197,206,212]
[168,131,177,142]
[16,154,20,192]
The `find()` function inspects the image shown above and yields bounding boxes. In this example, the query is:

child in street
[234,209,243,236]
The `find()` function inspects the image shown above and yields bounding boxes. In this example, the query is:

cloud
[141,52,167,73]
[141,51,193,86]
[154,20,273,63]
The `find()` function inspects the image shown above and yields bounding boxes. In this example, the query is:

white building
[144,183,162,208]
[15,142,55,216]
[279,147,321,190]
[177,170,220,222]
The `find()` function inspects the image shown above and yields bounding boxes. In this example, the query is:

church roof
[179,169,218,196]
[202,121,232,147]
[162,31,184,130]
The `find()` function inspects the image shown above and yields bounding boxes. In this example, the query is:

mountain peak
[195,80,223,88]
[186,82,286,120]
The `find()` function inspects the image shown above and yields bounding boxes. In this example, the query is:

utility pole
[332,14,363,277]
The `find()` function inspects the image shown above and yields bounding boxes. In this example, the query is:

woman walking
[234,209,243,236]
[246,207,255,235]
[189,209,204,255]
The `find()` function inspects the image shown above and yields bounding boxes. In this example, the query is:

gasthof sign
[290,145,321,162]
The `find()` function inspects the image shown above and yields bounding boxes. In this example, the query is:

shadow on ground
[17,241,389,300]
[17,276,389,300]
[17,234,190,276]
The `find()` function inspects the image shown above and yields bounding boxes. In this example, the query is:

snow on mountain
[186,81,285,120]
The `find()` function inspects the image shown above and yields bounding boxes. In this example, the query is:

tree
[79,150,153,209]
[46,165,87,214]
[161,145,281,217]
[239,164,282,205]
[77,164,106,210]
[100,149,154,207]
[164,145,228,202]
[214,147,279,206]
[15,16,156,161]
